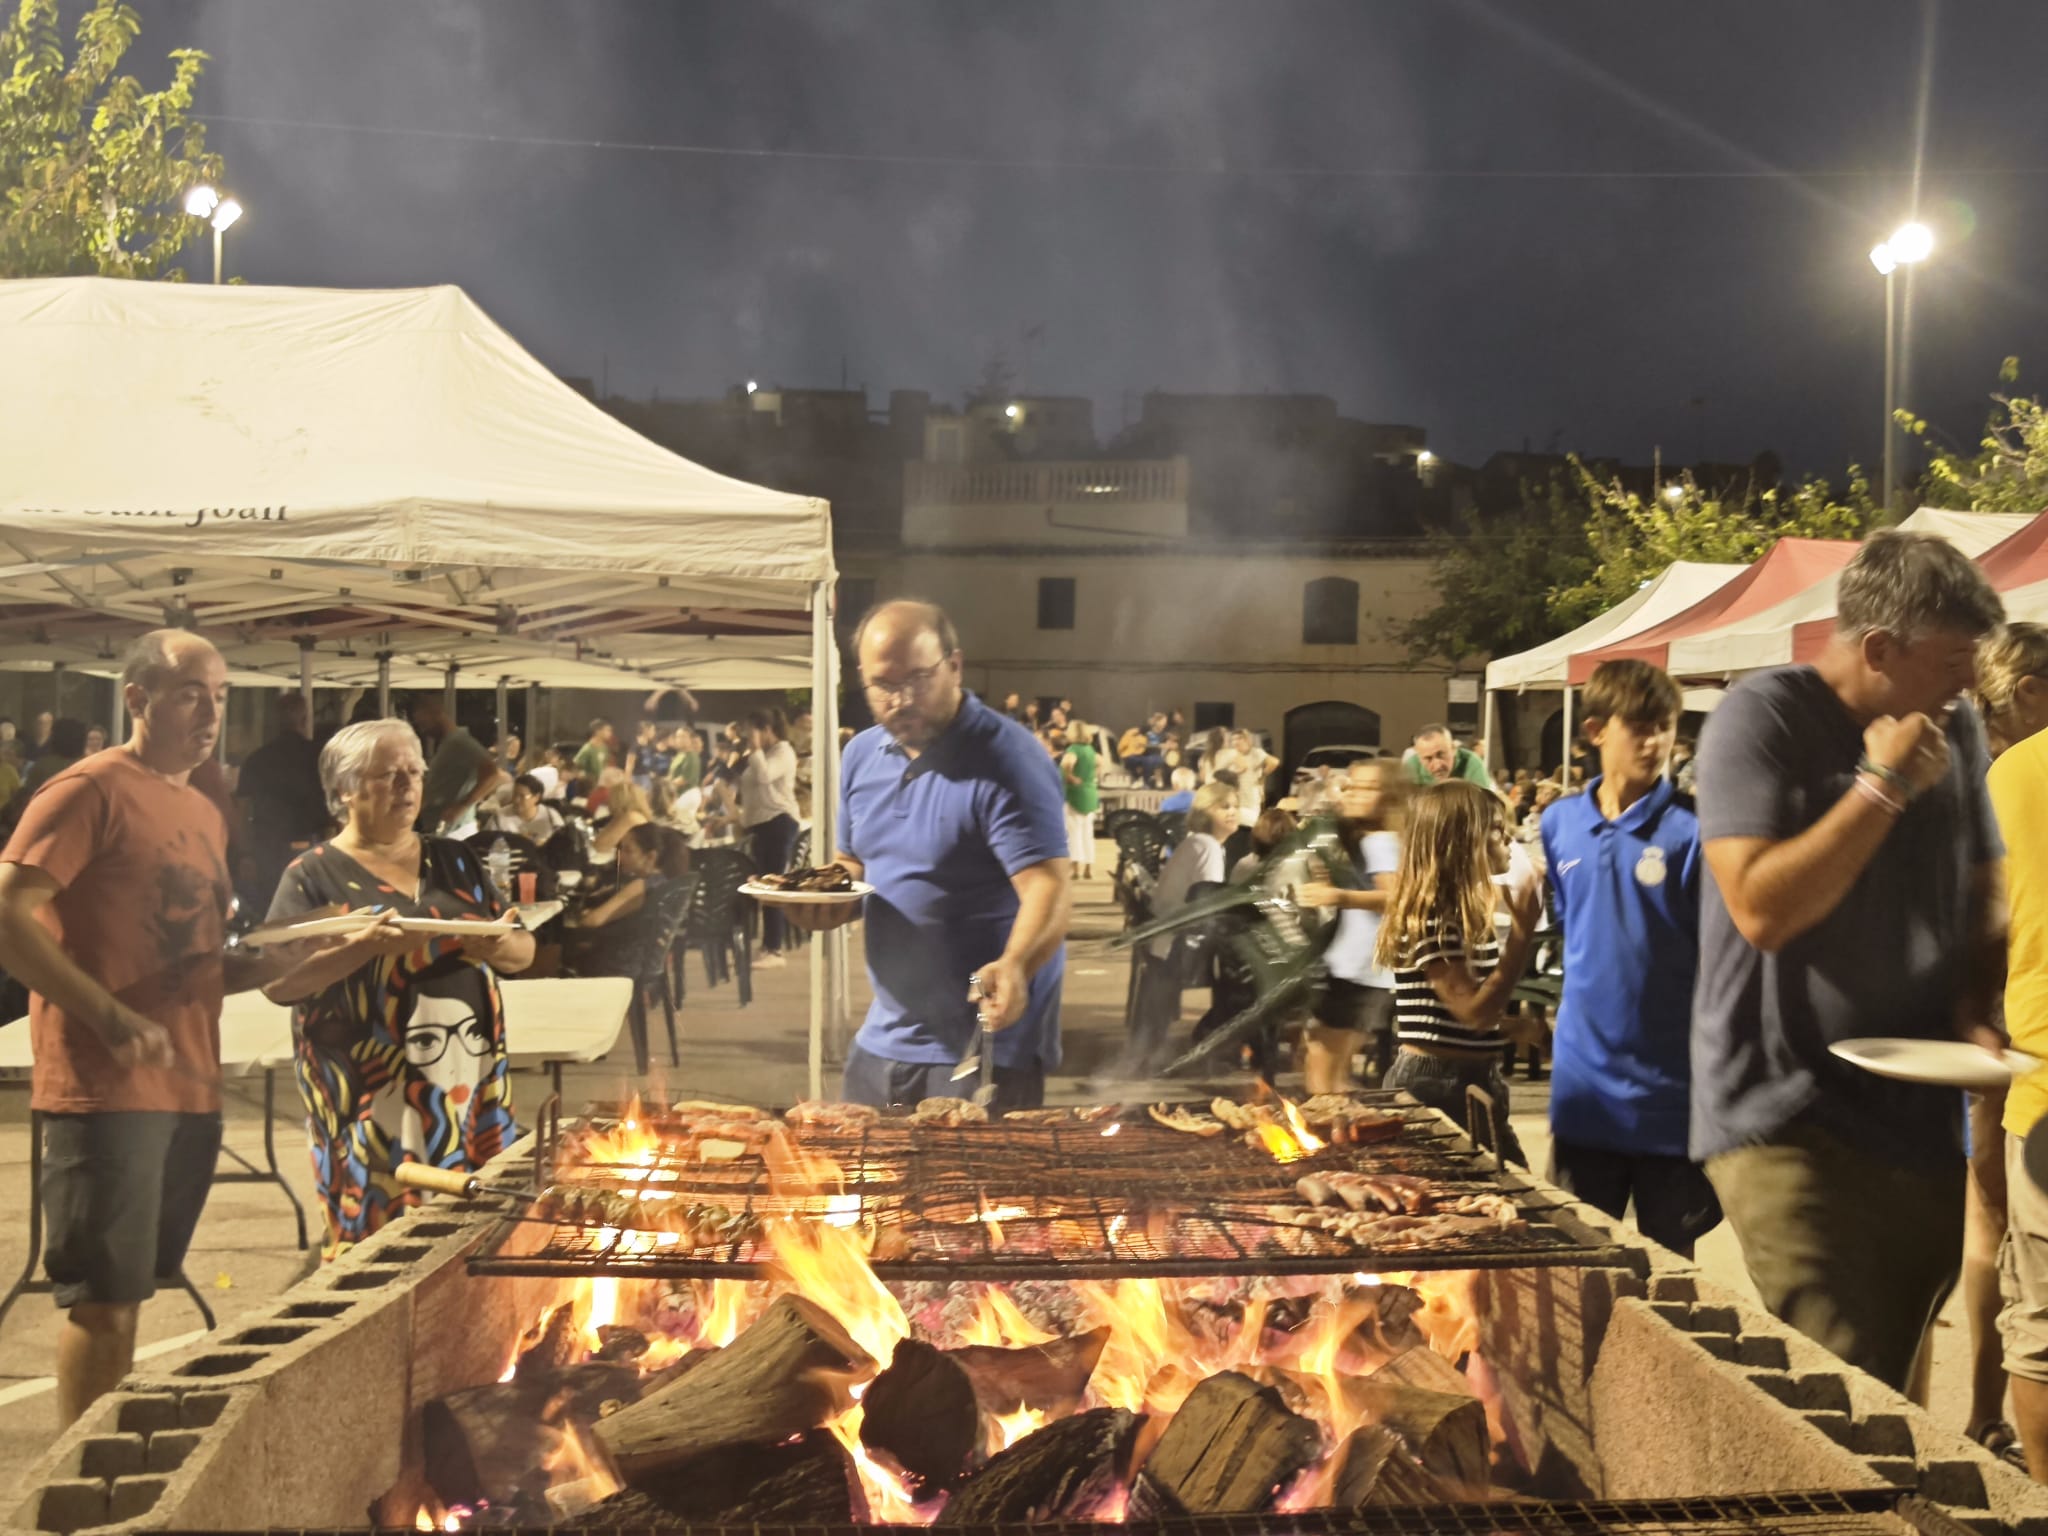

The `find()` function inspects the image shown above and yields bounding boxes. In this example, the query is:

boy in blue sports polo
[1539,658,1720,1256]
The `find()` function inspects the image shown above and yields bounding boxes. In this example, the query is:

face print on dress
[395,964,495,1162]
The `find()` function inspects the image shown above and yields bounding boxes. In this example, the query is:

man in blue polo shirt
[1540,658,1719,1257]
[788,600,1073,1109]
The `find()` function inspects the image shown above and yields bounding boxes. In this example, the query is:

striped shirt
[1393,919,1507,1053]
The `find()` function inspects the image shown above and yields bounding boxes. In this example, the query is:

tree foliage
[0,0,221,278]
[1913,358,2048,519]
[1404,460,1877,664]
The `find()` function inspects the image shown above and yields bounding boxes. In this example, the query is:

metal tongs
[948,969,999,1107]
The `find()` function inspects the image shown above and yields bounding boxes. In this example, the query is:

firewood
[591,1294,877,1485]
[1329,1424,1453,1508]
[1374,1344,1473,1395]
[936,1407,1139,1526]
[1128,1370,1322,1517]
[424,1362,645,1510]
[860,1340,980,1497]
[1331,1378,1491,1490]
[514,1304,584,1381]
[946,1327,1110,1417]
[569,1429,868,1527]
[423,1383,564,1512]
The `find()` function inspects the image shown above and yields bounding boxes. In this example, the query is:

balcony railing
[904,458,1188,507]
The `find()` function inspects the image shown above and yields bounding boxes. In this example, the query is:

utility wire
[188,113,2048,182]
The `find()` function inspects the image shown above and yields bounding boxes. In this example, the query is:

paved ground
[0,867,1991,1489]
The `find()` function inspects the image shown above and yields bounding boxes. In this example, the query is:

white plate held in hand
[739,879,875,906]
[1829,1037,2042,1090]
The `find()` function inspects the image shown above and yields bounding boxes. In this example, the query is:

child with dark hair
[1540,657,1716,1256]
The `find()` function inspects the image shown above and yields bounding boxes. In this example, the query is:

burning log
[859,1340,980,1497]
[421,1362,638,1512]
[1329,1424,1454,1508]
[591,1295,877,1485]
[570,1429,868,1527]
[1318,1377,1490,1490]
[935,1407,1140,1526]
[1128,1370,1322,1517]
[947,1326,1110,1417]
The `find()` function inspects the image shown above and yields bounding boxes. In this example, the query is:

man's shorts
[42,1112,222,1309]
[1312,978,1393,1039]
[2001,1130,2048,1384]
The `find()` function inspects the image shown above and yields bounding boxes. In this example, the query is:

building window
[1037,577,1077,630]
[835,577,876,631]
[1302,577,1359,646]
[1193,702,1235,731]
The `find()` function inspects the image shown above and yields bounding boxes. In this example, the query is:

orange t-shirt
[4,750,232,1114]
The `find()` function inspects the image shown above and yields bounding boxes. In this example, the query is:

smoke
[165,0,2048,473]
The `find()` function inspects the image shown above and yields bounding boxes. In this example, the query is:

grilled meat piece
[911,1096,990,1126]
[1295,1171,1433,1215]
[1148,1103,1226,1136]
[1211,1097,1280,1131]
[755,864,857,893]
[785,1101,882,1131]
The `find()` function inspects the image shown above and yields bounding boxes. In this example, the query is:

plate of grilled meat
[740,865,875,904]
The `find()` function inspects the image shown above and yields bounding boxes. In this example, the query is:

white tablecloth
[0,976,634,1076]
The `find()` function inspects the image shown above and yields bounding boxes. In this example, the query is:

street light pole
[1883,265,1897,515]
[213,224,222,285]
[1870,221,1932,520]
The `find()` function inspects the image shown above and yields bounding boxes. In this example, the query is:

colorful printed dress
[265,836,516,1256]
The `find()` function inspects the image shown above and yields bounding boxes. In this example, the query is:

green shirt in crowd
[1062,742,1100,815]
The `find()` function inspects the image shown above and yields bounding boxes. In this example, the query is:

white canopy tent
[1661,508,2030,680]
[0,276,845,1094]
[1481,560,1745,770]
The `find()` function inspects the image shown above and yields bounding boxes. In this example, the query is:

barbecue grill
[465,1093,1631,1281]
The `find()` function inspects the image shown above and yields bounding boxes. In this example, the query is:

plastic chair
[623,874,699,1072]
[474,830,556,900]
[683,846,757,1006]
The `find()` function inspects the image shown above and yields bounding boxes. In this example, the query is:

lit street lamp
[184,186,243,284]
[1870,220,1933,515]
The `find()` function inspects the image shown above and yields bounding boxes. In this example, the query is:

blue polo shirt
[1539,777,1702,1158]
[842,693,1070,1069]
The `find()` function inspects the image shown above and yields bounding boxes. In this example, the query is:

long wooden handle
[394,1162,481,1197]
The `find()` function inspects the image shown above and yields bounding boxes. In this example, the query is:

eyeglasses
[861,659,952,703]
[402,1015,493,1068]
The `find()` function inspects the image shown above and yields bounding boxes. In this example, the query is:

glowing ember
[1100,1123,1121,1137]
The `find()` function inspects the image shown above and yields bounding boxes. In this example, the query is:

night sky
[146,0,2048,479]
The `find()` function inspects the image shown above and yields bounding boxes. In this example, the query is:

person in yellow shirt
[1981,623,2048,1479]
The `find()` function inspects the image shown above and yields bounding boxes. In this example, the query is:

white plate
[390,916,519,937]
[739,879,875,905]
[237,912,516,946]
[1829,1037,2042,1090]
[238,912,380,947]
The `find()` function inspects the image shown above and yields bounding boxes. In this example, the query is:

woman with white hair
[262,719,535,1258]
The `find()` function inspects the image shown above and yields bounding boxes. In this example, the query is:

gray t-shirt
[1691,666,2001,1169]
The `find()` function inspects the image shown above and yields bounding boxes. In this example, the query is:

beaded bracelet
[1853,773,1906,819]
[1857,756,1915,798]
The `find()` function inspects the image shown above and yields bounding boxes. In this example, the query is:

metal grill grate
[466,1095,1631,1280]
[201,1487,1928,1536]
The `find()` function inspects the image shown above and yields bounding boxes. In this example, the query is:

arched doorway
[1282,700,1383,785]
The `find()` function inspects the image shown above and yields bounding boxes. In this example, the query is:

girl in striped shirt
[1373,779,1542,1164]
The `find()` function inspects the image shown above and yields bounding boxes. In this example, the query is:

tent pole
[297,639,315,722]
[376,653,392,718]
[525,682,538,764]
[495,676,510,757]
[443,665,457,718]
[1560,687,1574,780]
[807,579,841,1103]
[1481,688,1500,777]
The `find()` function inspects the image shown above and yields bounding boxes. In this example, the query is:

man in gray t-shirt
[1693,530,2006,1392]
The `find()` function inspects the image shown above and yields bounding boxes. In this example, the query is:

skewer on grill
[393,1162,545,1202]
